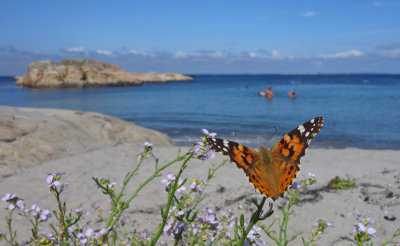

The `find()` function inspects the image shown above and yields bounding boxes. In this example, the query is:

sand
[1,142,399,245]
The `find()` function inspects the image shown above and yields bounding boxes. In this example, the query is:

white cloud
[174,51,187,58]
[96,49,113,56]
[67,46,84,52]
[303,11,317,17]
[319,49,364,58]
[248,50,294,60]
[129,49,147,56]
[210,51,223,57]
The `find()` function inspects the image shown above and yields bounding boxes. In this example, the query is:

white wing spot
[223,140,229,147]
[222,148,228,152]
[212,138,217,142]
[310,119,315,123]
[298,125,306,134]
[305,132,310,137]
[311,128,314,131]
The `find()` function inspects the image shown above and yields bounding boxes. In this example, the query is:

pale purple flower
[192,129,217,163]
[39,231,58,244]
[76,232,88,244]
[221,209,235,228]
[136,231,150,241]
[200,209,219,227]
[2,193,16,201]
[28,204,41,216]
[143,141,152,147]
[308,172,316,181]
[240,223,265,245]
[137,142,155,161]
[163,217,186,237]
[176,178,186,193]
[206,231,216,243]
[289,181,299,191]
[40,209,52,222]
[173,221,186,234]
[171,206,184,217]
[46,172,68,191]
[353,214,377,238]
[202,129,217,138]
[161,173,176,192]
[193,140,204,155]
[190,181,204,194]
[26,205,52,222]
[2,193,24,211]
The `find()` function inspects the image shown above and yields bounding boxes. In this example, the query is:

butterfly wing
[270,117,324,195]
[207,137,259,175]
[207,138,279,198]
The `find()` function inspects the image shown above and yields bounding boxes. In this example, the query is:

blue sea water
[0,75,399,149]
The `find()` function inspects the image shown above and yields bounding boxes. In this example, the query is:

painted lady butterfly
[207,117,324,200]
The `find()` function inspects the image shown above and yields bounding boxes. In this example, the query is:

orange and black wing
[271,117,324,194]
[206,137,259,177]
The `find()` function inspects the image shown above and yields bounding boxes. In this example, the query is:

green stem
[150,153,193,246]
[106,152,188,230]
[237,197,267,245]
[6,210,16,246]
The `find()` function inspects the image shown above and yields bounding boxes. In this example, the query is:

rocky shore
[15,59,193,88]
[0,106,174,175]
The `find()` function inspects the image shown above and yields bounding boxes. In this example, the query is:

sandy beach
[0,108,399,245]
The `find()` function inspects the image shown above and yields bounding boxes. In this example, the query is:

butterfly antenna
[265,126,280,142]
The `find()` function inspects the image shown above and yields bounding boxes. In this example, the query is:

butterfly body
[207,117,324,200]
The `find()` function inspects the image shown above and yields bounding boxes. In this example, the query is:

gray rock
[0,106,174,174]
[15,59,193,88]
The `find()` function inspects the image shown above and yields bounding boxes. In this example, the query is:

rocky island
[15,59,193,88]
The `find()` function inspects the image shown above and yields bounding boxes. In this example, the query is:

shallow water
[1,74,399,149]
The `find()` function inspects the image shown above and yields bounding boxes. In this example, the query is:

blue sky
[1,0,400,75]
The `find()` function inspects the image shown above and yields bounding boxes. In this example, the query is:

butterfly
[206,117,324,200]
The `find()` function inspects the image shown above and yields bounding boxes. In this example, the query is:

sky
[1,0,400,75]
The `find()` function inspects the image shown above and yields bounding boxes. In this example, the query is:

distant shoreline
[2,73,400,77]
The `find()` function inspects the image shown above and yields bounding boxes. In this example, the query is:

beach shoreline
[0,107,399,245]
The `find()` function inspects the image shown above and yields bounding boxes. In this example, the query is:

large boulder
[15,59,193,88]
[0,106,174,174]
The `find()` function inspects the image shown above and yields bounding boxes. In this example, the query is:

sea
[1,74,399,149]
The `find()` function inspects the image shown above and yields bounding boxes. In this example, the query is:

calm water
[1,75,399,149]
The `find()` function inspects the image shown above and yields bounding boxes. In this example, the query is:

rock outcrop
[0,106,174,173]
[15,59,193,88]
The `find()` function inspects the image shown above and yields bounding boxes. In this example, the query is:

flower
[190,179,206,195]
[161,173,186,193]
[192,129,217,163]
[137,141,155,161]
[202,129,217,138]
[311,218,333,235]
[239,223,264,245]
[2,193,24,211]
[353,214,377,244]
[246,224,264,245]
[176,178,186,193]
[46,172,68,191]
[163,218,187,237]
[221,209,235,228]
[39,231,58,244]
[40,209,52,222]
[26,205,52,222]
[289,181,300,191]
[161,173,176,192]
[306,172,316,185]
